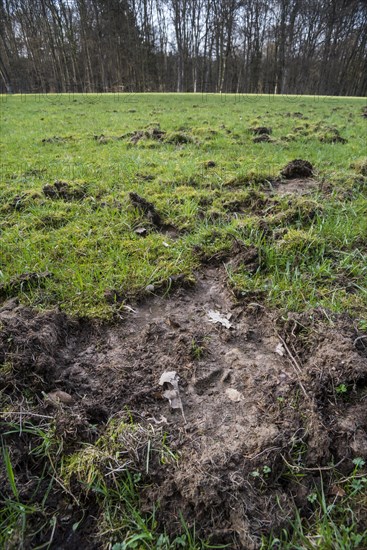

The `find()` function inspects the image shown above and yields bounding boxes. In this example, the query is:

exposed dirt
[1,268,366,548]
[3,191,42,212]
[130,127,166,144]
[281,159,313,179]
[273,178,319,196]
[253,134,274,143]
[250,126,272,135]
[43,180,87,201]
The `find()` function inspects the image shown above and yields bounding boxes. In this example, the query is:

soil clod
[43,180,86,201]
[129,192,163,227]
[130,127,166,144]
[281,159,313,179]
[251,126,272,135]
[253,134,273,143]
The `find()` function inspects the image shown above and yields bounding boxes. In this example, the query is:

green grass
[1,93,366,317]
[263,460,367,549]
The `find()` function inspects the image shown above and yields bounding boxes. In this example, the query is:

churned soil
[1,265,366,548]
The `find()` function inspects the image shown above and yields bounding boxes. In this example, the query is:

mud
[273,178,319,196]
[1,268,366,548]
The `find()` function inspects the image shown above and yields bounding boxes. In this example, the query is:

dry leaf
[207,309,232,329]
[225,388,244,402]
[159,371,186,421]
[329,484,346,497]
[275,343,285,356]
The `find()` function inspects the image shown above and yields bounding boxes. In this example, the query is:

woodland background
[0,0,366,95]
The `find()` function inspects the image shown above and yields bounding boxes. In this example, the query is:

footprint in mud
[192,366,224,395]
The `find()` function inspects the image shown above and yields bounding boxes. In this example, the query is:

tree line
[0,0,366,96]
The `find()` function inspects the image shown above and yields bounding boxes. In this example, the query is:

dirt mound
[43,180,87,201]
[281,159,313,179]
[1,272,366,548]
[253,134,273,143]
[130,127,166,144]
[319,130,347,144]
[250,126,272,135]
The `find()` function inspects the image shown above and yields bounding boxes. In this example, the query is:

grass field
[1,93,367,549]
[1,93,366,318]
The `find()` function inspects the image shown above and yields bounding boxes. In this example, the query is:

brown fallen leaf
[329,484,346,498]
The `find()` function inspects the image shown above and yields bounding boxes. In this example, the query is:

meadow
[1,93,366,319]
[0,93,366,549]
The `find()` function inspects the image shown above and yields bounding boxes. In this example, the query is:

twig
[281,454,346,472]
[354,335,367,347]
[277,334,310,401]
[244,446,281,460]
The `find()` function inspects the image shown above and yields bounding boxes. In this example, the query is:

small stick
[277,334,310,401]
[281,454,345,472]
[354,335,367,347]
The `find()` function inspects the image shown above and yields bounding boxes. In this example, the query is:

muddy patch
[273,178,319,196]
[1,269,366,548]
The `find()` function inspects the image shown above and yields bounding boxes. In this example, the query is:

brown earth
[281,159,313,179]
[272,177,319,196]
[1,266,366,548]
